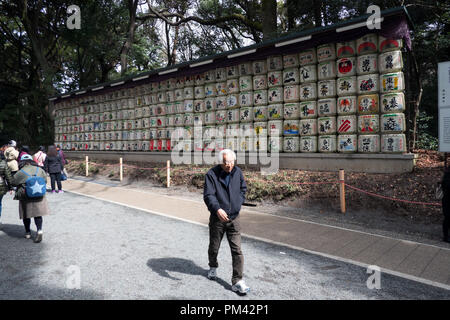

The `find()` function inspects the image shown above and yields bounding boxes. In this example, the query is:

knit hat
[8,140,16,147]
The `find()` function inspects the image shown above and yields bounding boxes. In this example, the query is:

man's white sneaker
[24,232,31,239]
[231,280,250,294]
[207,267,217,280]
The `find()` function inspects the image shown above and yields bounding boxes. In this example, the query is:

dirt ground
[65,149,449,248]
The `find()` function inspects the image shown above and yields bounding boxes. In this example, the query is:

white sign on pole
[438,61,450,152]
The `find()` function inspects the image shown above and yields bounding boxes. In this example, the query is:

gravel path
[0,191,449,300]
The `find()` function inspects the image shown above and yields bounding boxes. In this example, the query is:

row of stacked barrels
[54,33,406,153]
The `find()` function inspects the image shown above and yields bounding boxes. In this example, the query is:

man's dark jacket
[203,165,247,220]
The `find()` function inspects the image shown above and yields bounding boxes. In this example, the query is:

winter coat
[44,155,64,174]
[203,165,247,220]
[0,159,13,195]
[33,151,47,167]
[4,146,19,172]
[12,164,49,219]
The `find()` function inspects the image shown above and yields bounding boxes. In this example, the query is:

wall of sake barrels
[53,33,407,155]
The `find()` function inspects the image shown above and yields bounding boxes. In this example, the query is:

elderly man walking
[203,149,249,294]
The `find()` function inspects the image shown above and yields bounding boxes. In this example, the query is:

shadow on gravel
[147,257,231,291]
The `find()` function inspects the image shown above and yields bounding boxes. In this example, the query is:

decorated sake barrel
[239,62,253,76]
[267,87,283,104]
[205,98,216,111]
[380,72,405,93]
[126,120,133,130]
[226,123,240,137]
[300,136,317,152]
[134,119,142,129]
[183,126,194,139]
[379,50,403,73]
[183,113,194,126]
[215,138,225,152]
[204,126,217,140]
[225,137,238,151]
[239,91,253,107]
[254,135,268,152]
[252,60,267,75]
[166,90,175,103]
[227,79,239,93]
[215,96,227,110]
[173,102,182,114]
[158,139,168,152]
[267,136,281,153]
[283,120,300,136]
[194,113,205,126]
[141,141,149,152]
[337,57,356,77]
[184,100,194,112]
[337,115,357,134]
[176,76,185,88]
[216,124,227,138]
[204,69,215,83]
[358,114,380,134]
[239,76,253,91]
[358,94,379,114]
[267,55,283,71]
[156,128,165,139]
[227,94,240,109]
[204,139,215,152]
[299,83,317,101]
[318,117,337,135]
[128,130,135,141]
[194,73,205,86]
[183,87,194,99]
[156,104,166,115]
[357,54,378,75]
[205,111,216,125]
[268,104,283,120]
[357,33,378,55]
[194,86,205,99]
[318,61,337,80]
[381,134,406,153]
[149,139,156,151]
[283,68,300,85]
[381,113,406,133]
[357,74,379,94]
[240,123,254,137]
[318,99,337,117]
[283,53,300,68]
[254,90,268,105]
[215,68,226,82]
[299,48,317,66]
[173,114,184,127]
[253,75,267,90]
[166,103,175,115]
[240,107,253,122]
[194,139,204,152]
[166,127,174,140]
[380,92,405,113]
[319,135,337,152]
[268,120,283,136]
[194,100,205,113]
[150,128,158,140]
[142,129,150,140]
[216,82,227,96]
[300,118,317,136]
[204,84,217,97]
[337,76,357,96]
[379,36,403,53]
[142,106,150,117]
[127,109,135,119]
[317,43,336,62]
[317,80,336,98]
[254,121,268,136]
[300,101,317,119]
[283,103,301,119]
[337,41,356,58]
[157,91,167,103]
[226,65,239,79]
[285,85,301,102]
[215,110,227,124]
[157,116,166,128]
[253,105,268,121]
[299,65,317,83]
[337,134,357,153]
[283,136,300,152]
[226,109,240,123]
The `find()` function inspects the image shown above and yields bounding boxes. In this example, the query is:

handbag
[435,183,443,200]
[61,171,67,181]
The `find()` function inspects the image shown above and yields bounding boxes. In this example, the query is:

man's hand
[216,208,230,222]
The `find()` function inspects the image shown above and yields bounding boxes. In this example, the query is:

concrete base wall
[65,151,417,173]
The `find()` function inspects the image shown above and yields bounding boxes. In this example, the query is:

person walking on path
[44,145,64,194]
[33,146,47,168]
[441,169,450,243]
[0,157,13,228]
[56,145,68,166]
[4,140,19,175]
[203,149,249,294]
[12,154,49,242]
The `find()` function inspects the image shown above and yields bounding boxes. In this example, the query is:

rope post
[85,156,89,177]
[167,160,170,188]
[119,157,123,182]
[339,169,346,214]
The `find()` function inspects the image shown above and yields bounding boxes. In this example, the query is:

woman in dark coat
[44,145,64,193]
[441,169,450,243]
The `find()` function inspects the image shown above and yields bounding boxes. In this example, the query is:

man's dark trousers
[208,214,243,285]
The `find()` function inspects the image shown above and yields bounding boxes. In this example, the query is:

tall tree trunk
[286,0,296,30]
[262,0,277,40]
[120,0,138,75]
[313,0,323,27]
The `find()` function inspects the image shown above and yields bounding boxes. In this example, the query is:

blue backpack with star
[21,167,46,198]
